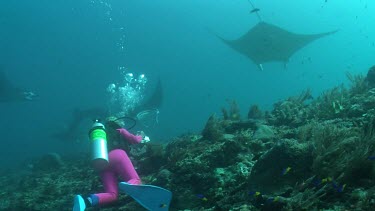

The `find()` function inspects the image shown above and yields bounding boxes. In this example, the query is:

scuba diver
[73,119,149,210]
[0,71,38,102]
[73,72,171,211]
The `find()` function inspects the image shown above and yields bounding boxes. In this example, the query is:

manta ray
[51,79,163,142]
[216,21,338,70]
[0,71,38,102]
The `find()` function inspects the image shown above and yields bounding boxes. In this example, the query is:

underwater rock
[248,104,263,120]
[252,124,275,140]
[209,138,244,167]
[248,139,313,194]
[214,167,235,187]
[202,114,223,141]
[33,152,63,171]
[224,119,258,134]
[136,144,167,175]
[366,65,375,87]
[153,169,172,186]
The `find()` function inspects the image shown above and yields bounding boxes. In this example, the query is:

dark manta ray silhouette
[129,78,163,117]
[0,71,38,102]
[216,22,338,70]
[51,79,163,142]
[50,107,108,142]
[215,1,338,70]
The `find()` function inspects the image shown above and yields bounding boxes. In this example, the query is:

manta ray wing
[0,71,14,94]
[130,78,163,116]
[0,71,25,102]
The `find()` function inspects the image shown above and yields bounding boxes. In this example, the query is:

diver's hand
[142,136,150,143]
[137,131,151,143]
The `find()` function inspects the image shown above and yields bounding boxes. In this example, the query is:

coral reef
[267,89,313,126]
[2,70,375,210]
[222,99,241,121]
[202,114,224,141]
[248,104,263,120]
[366,65,375,87]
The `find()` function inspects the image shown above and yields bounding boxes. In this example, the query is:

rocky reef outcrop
[2,69,375,210]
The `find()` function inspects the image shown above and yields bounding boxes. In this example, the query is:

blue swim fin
[118,182,172,211]
[72,195,86,211]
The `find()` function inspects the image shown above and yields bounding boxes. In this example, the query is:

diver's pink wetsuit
[90,128,142,206]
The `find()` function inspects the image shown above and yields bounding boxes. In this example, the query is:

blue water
[0,0,374,168]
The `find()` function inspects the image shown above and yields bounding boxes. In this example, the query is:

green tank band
[90,129,107,141]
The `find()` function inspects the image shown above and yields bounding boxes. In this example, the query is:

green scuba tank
[89,120,109,171]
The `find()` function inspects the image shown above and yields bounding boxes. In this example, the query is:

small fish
[196,194,208,201]
[332,182,346,192]
[249,191,261,197]
[266,196,279,203]
[281,167,291,176]
[312,177,332,186]
[250,8,260,13]
[367,155,375,160]
[338,184,346,192]
[159,203,167,208]
[321,177,332,183]
[312,178,321,187]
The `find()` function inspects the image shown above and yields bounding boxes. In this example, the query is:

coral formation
[366,65,375,87]
[202,114,224,141]
[222,100,241,121]
[248,104,263,120]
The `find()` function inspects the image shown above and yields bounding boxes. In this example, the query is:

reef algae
[2,70,375,210]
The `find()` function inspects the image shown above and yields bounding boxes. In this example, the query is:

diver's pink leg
[92,149,141,205]
[117,128,142,144]
[111,149,142,185]
[94,169,118,205]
